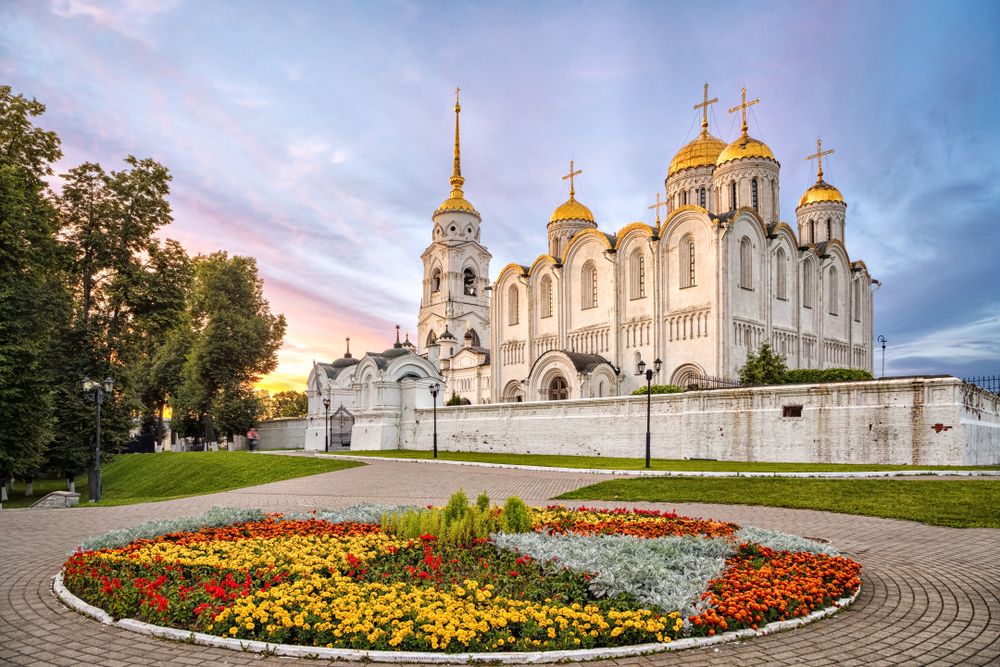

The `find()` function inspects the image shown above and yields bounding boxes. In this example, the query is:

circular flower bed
[61,499,861,656]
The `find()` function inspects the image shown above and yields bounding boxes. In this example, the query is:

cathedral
[309,84,876,416]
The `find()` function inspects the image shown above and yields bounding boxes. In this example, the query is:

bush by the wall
[783,368,874,384]
[631,384,685,396]
[445,392,463,406]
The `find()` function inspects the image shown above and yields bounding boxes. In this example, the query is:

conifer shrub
[501,496,533,534]
[631,384,685,395]
[381,490,535,545]
[475,493,491,512]
[445,392,463,406]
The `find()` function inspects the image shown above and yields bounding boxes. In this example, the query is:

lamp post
[429,382,440,458]
[322,397,331,452]
[339,406,347,447]
[877,335,887,378]
[82,376,114,502]
[636,358,662,469]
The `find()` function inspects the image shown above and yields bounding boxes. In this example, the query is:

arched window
[581,261,597,309]
[826,218,832,240]
[680,235,695,288]
[775,247,787,300]
[467,329,481,346]
[681,190,688,206]
[739,237,752,289]
[426,330,437,347]
[771,181,777,215]
[803,261,814,308]
[431,268,441,293]
[630,250,645,299]
[809,220,815,244]
[548,375,569,401]
[730,181,737,210]
[463,268,476,296]
[828,268,838,315]
[751,178,759,212]
[699,187,706,208]
[853,279,862,321]
[507,285,519,325]
[540,275,553,318]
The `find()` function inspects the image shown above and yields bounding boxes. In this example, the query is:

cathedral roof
[668,131,727,177]
[716,133,776,166]
[563,351,614,374]
[550,194,595,224]
[798,179,846,208]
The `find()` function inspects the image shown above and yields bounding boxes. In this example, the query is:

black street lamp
[877,335,887,378]
[82,376,114,502]
[429,382,440,458]
[636,358,662,469]
[322,396,331,452]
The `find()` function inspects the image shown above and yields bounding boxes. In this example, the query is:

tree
[178,252,286,441]
[738,342,788,386]
[0,86,69,491]
[261,390,308,420]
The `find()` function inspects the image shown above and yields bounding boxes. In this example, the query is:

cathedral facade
[417,85,876,404]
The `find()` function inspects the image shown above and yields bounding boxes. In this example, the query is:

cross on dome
[562,159,583,198]
[693,82,718,135]
[648,191,667,224]
[728,86,760,135]
[806,137,835,181]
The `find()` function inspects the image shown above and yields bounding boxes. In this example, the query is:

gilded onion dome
[434,89,480,218]
[669,131,727,176]
[798,137,845,208]
[550,195,595,224]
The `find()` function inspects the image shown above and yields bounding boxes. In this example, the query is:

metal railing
[962,375,1000,395]
[687,375,742,390]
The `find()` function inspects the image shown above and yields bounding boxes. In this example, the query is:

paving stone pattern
[1,460,998,666]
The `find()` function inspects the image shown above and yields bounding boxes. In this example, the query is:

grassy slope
[338,449,999,473]
[2,452,362,508]
[557,477,1000,528]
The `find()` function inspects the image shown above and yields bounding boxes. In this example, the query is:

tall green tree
[738,342,788,387]
[178,252,286,441]
[261,390,308,419]
[0,86,69,490]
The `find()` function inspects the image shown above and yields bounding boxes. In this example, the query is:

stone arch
[502,380,524,403]
[670,362,706,389]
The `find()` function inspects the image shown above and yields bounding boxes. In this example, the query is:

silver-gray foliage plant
[492,532,734,616]
[734,526,839,555]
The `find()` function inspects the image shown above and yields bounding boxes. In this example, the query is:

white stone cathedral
[309,84,876,418]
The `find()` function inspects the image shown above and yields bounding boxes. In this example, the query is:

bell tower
[417,88,492,357]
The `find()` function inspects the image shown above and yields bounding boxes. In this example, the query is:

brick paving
[1,459,997,666]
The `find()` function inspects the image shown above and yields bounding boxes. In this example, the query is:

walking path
[1,459,997,666]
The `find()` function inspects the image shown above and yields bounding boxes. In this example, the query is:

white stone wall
[393,378,999,466]
[257,417,308,450]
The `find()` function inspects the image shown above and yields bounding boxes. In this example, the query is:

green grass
[337,449,999,473]
[557,478,1000,528]
[1,451,363,508]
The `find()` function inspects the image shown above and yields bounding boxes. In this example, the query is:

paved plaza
[1,459,998,666]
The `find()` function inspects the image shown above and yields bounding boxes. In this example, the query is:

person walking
[246,427,259,452]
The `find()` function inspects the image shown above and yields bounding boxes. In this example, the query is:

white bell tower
[417,88,491,357]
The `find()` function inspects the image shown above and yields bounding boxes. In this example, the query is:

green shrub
[739,343,788,386]
[501,496,533,534]
[444,489,469,523]
[783,368,874,384]
[445,392,463,406]
[631,384,685,395]
[382,490,504,545]
[476,493,491,512]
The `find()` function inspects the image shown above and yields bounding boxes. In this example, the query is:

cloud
[49,0,180,41]
[886,308,1000,376]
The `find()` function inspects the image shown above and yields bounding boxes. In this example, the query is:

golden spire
[805,137,835,181]
[449,86,464,198]
[693,83,718,136]
[562,159,582,198]
[728,86,760,136]
[648,191,667,224]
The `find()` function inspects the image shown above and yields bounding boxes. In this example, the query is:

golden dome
[550,195,595,224]
[717,133,776,166]
[433,87,479,218]
[798,179,845,208]
[668,131,726,176]
[435,195,479,216]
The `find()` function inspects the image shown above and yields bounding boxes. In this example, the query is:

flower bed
[61,501,861,655]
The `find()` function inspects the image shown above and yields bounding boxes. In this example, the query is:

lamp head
[103,377,114,394]
[82,377,96,392]
[322,397,331,408]
[430,382,440,396]
[637,359,646,375]
[653,358,662,373]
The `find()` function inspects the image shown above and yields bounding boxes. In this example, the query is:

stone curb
[53,571,859,663]
[311,453,1000,478]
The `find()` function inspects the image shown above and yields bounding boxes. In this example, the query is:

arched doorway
[548,375,569,401]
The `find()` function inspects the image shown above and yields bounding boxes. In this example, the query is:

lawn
[337,449,999,473]
[1,451,363,508]
[557,477,1000,528]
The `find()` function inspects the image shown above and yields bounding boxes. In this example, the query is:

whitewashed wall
[394,377,999,466]
[257,417,308,450]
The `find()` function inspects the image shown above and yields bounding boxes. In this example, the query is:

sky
[2,0,999,390]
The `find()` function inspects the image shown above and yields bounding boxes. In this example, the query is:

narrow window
[730,181,737,210]
[809,220,815,244]
[680,235,695,288]
[853,279,862,322]
[826,218,832,240]
[630,250,645,299]
[463,268,476,296]
[681,190,688,206]
[803,262,814,308]
[581,261,598,309]
[775,247,787,300]
[540,275,553,318]
[751,178,759,212]
[740,237,752,289]
[699,187,706,208]
[508,285,519,325]
[431,268,441,293]
[828,268,838,315]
